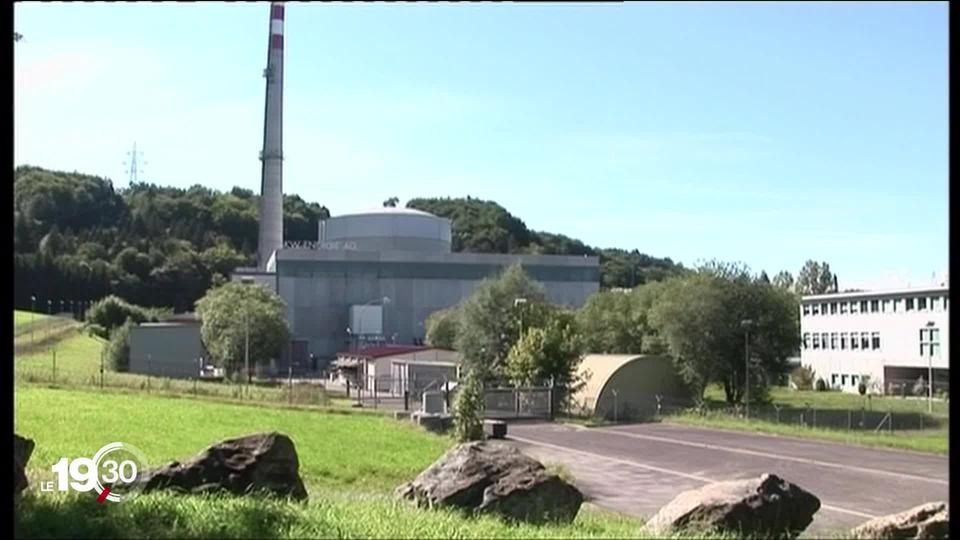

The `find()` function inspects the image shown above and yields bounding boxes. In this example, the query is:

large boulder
[396,440,583,524]
[849,502,948,539]
[645,473,820,538]
[15,434,35,496]
[141,432,307,501]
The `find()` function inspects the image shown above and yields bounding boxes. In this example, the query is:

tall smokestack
[258,1,285,269]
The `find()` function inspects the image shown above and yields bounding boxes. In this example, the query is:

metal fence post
[346,379,350,398]
[52,350,57,384]
[445,379,450,411]
[774,404,781,425]
[404,390,409,411]
[847,410,852,430]
[812,407,816,428]
[373,379,378,409]
[99,351,104,390]
[288,365,293,405]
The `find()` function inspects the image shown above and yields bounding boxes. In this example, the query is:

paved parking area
[507,421,948,536]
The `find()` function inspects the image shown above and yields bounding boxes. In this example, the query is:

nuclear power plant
[233,2,600,366]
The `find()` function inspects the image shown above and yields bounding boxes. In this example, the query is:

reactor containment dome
[318,207,453,253]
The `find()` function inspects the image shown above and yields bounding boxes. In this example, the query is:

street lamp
[926,321,935,413]
[30,295,36,344]
[514,298,528,339]
[741,319,754,419]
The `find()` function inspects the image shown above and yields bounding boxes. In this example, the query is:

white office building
[799,286,949,394]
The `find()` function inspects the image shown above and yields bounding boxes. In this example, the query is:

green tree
[648,264,798,405]
[195,281,290,376]
[452,368,485,442]
[85,295,165,337]
[106,317,135,371]
[383,197,399,208]
[505,309,583,387]
[795,260,836,295]
[772,270,794,290]
[425,308,459,349]
[454,263,548,376]
[576,290,643,354]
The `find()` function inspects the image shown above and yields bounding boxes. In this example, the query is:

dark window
[813,334,820,349]
[830,302,838,314]
[830,333,838,349]
[851,334,859,350]
[861,333,870,349]
[812,304,820,315]
[906,298,915,311]
[860,300,869,312]
[802,333,810,349]
[802,305,810,316]
[870,300,879,312]
[840,302,848,314]
[918,297,927,311]
[871,332,880,350]
[840,333,848,350]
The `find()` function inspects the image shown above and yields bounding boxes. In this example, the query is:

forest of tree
[14,166,685,313]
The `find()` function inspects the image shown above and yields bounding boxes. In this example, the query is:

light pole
[240,278,254,386]
[926,321,935,413]
[741,319,754,419]
[514,298,528,339]
[30,295,36,344]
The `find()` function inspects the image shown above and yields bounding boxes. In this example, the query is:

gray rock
[141,432,307,500]
[15,434,35,496]
[849,502,948,539]
[645,473,820,538]
[396,440,583,524]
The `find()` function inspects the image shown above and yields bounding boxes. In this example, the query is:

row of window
[802,331,880,351]
[831,373,863,388]
[802,295,949,317]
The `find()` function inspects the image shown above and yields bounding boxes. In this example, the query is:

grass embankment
[670,385,948,454]
[564,384,948,454]
[13,311,355,410]
[15,386,660,539]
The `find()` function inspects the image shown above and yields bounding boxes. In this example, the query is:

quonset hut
[233,207,600,365]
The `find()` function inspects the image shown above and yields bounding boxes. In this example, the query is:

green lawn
[16,386,447,492]
[16,386,816,540]
[664,412,948,455]
[15,309,50,328]
[702,385,949,418]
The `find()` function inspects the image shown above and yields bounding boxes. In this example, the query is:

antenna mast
[124,142,147,185]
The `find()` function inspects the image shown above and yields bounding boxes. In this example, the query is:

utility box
[422,391,446,414]
[349,305,383,337]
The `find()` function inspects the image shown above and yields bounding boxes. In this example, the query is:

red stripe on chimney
[271,4,284,20]
[271,34,284,50]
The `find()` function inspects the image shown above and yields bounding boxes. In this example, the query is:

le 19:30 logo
[43,442,149,503]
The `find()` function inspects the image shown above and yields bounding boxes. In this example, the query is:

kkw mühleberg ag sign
[41,442,149,503]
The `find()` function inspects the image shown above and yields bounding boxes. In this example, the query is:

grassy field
[16,386,446,491]
[702,384,950,417]
[16,385,827,539]
[13,312,352,410]
[664,412,948,454]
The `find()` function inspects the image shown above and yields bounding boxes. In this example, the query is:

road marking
[510,434,879,520]
[595,426,948,486]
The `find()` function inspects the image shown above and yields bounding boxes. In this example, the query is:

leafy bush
[790,366,816,391]
[858,375,871,396]
[106,318,134,372]
[85,295,168,338]
[453,369,485,442]
[913,376,927,397]
[83,323,109,340]
[814,378,827,392]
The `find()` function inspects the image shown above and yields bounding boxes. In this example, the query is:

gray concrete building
[234,207,600,363]
[129,320,206,379]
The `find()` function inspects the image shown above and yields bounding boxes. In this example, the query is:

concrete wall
[800,287,949,393]
[276,250,599,359]
[129,323,205,379]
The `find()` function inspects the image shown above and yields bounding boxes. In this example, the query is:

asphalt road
[506,421,949,536]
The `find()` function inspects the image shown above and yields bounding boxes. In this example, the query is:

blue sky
[14,2,948,289]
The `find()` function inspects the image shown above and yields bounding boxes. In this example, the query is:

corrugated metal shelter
[572,354,688,420]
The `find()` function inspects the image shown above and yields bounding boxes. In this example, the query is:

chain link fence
[569,392,948,433]
[15,350,336,408]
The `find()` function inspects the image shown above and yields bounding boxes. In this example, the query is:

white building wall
[799,287,949,393]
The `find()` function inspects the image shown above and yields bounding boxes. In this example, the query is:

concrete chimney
[258,2,285,269]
